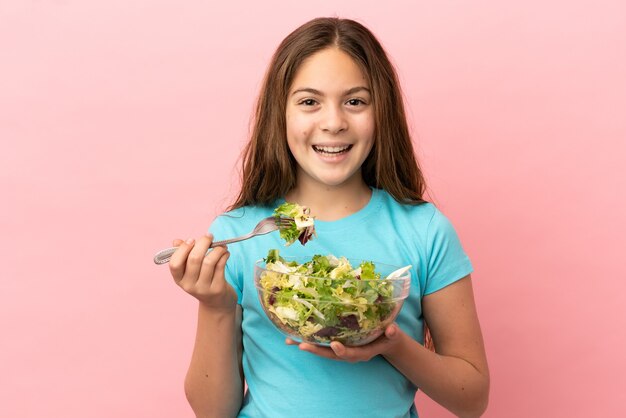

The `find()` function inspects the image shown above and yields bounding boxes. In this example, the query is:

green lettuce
[273,202,316,246]
[258,250,401,345]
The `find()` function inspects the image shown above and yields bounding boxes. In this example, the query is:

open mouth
[312,144,353,156]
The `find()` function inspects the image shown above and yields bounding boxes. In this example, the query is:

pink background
[2,1,625,417]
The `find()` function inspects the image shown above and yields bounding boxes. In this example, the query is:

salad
[256,249,408,345]
[274,202,316,246]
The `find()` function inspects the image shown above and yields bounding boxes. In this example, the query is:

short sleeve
[208,216,243,304]
[423,209,473,295]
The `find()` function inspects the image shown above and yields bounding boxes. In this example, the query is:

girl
[169,17,489,418]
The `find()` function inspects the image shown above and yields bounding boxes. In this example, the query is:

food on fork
[273,202,316,246]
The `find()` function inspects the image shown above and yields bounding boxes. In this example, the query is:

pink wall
[2,1,625,417]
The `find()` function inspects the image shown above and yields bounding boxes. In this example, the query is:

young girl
[168,17,489,418]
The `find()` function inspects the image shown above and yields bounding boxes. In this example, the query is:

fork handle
[153,235,252,265]
[153,247,183,265]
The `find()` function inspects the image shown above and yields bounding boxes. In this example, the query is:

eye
[346,98,367,106]
[298,98,318,106]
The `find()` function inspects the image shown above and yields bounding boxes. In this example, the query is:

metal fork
[153,216,293,265]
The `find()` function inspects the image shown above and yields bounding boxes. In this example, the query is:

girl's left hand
[286,323,403,362]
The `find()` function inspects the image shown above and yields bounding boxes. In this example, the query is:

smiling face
[285,47,375,191]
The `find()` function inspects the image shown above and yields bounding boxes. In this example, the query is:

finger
[329,342,371,362]
[196,245,229,289]
[285,338,299,346]
[384,323,398,339]
[332,340,386,363]
[169,238,195,282]
[206,247,230,291]
[182,234,214,283]
[296,342,340,361]
[330,341,348,358]
[331,326,400,361]
[172,238,184,247]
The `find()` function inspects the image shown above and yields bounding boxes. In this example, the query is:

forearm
[384,333,489,418]
[185,303,243,418]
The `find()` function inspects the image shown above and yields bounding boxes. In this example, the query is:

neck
[285,171,372,222]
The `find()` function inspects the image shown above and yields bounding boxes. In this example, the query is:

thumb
[385,323,399,339]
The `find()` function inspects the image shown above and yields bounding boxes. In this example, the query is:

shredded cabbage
[274,202,316,246]
[258,249,403,345]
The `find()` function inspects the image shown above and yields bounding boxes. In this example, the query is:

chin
[301,166,362,188]
[315,174,357,188]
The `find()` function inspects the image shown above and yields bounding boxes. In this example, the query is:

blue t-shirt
[208,188,473,418]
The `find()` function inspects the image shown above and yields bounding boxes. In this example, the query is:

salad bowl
[254,251,411,346]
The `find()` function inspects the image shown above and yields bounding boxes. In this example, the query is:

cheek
[361,119,375,145]
[287,117,311,140]
[356,109,375,135]
[286,112,300,133]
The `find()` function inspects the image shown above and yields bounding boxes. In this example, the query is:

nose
[319,105,348,134]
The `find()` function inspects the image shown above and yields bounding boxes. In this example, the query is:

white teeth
[313,145,351,154]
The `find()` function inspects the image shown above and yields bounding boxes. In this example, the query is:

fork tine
[275,216,295,225]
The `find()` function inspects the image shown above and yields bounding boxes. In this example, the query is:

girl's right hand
[168,234,237,312]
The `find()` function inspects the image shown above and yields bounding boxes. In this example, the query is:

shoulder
[376,190,462,243]
[376,189,440,228]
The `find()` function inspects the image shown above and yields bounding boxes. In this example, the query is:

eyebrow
[291,86,371,96]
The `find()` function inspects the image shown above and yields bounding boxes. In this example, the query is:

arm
[169,236,244,418]
[185,304,243,418]
[289,275,489,417]
[384,275,489,417]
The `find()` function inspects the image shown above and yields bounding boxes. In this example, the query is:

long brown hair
[229,17,427,210]
[229,17,434,351]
